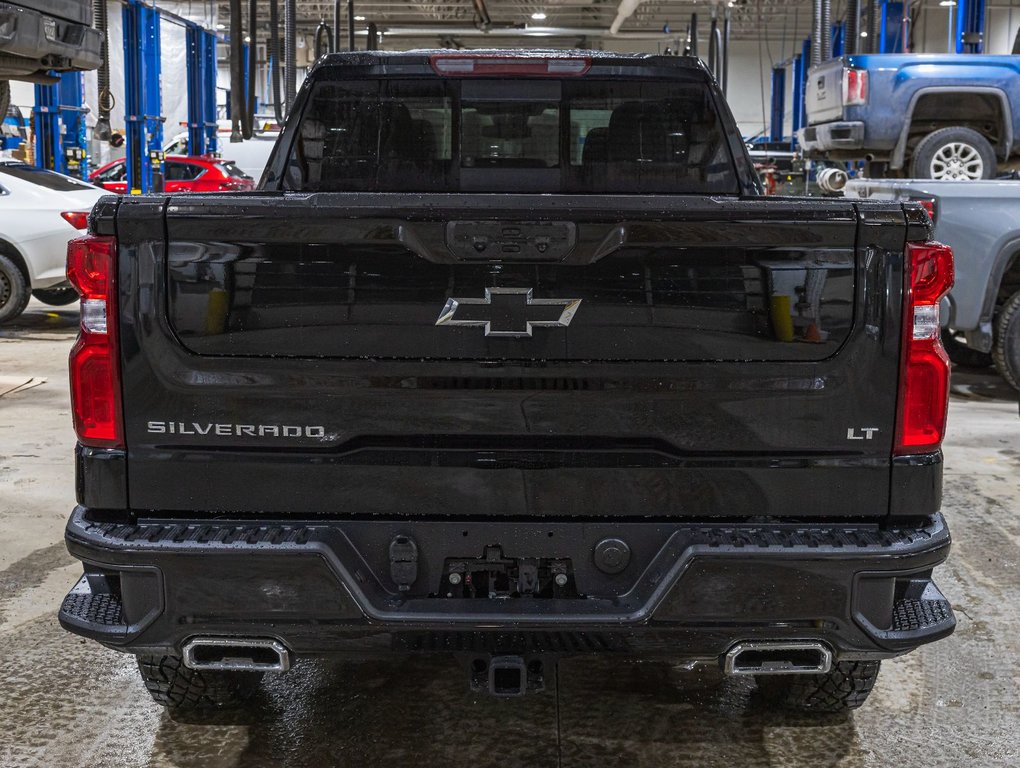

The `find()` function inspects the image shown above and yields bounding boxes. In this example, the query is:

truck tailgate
[113,194,908,519]
[806,58,846,125]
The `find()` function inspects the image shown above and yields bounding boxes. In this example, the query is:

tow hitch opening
[469,655,546,697]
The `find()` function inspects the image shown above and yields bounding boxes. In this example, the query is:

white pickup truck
[845,177,1020,391]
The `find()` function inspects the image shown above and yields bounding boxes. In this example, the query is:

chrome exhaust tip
[182,637,291,672]
[723,641,833,676]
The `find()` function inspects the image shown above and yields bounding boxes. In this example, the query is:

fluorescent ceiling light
[531,12,547,20]
[354,15,366,20]
[860,31,868,37]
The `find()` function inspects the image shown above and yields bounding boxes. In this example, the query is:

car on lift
[90,155,255,194]
[0,159,104,323]
[799,53,1020,180]
[0,0,101,116]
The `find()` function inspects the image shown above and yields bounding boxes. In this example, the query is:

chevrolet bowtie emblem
[436,288,581,338]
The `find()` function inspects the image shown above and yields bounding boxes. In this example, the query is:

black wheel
[136,654,263,713]
[941,330,993,369]
[910,127,996,180]
[0,81,9,120]
[32,286,80,306]
[0,253,31,324]
[755,660,881,713]
[992,289,1020,391]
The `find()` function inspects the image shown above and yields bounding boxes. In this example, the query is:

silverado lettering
[146,421,326,438]
[60,50,957,717]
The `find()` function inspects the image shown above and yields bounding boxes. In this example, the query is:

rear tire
[910,127,996,180]
[32,287,79,306]
[755,660,881,713]
[136,654,263,712]
[0,253,31,324]
[941,330,993,369]
[992,289,1020,391]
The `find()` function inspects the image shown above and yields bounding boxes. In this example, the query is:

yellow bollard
[770,295,795,342]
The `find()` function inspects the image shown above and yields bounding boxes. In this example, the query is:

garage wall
[6,2,1020,149]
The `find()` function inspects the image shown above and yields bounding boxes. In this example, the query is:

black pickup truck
[59,51,957,715]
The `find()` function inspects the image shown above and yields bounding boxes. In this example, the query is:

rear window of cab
[281,78,739,195]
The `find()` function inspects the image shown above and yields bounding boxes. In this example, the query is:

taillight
[911,198,937,226]
[66,234,123,448]
[842,67,868,106]
[61,211,90,230]
[429,55,591,77]
[895,241,954,456]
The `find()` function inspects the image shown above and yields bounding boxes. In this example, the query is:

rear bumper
[798,121,866,154]
[0,2,101,76]
[61,507,955,661]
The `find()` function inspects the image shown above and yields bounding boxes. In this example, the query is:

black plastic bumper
[61,507,955,661]
[0,1,101,75]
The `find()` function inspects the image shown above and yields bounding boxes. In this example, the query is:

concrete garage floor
[1,298,1018,768]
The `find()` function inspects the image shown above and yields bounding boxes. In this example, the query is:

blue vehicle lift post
[123,0,164,193]
[186,24,218,156]
[791,49,805,146]
[769,66,785,142]
[33,71,88,179]
[226,42,254,123]
[831,22,845,57]
[956,0,985,53]
[879,2,907,53]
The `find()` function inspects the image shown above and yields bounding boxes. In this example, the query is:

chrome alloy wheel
[930,142,984,180]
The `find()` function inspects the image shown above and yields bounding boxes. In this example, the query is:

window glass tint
[95,161,127,182]
[165,161,204,181]
[220,161,252,179]
[565,81,737,194]
[0,162,97,191]
[461,103,559,169]
[165,137,188,154]
[283,78,737,194]
[285,80,452,192]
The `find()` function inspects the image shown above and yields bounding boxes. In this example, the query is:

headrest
[607,102,672,163]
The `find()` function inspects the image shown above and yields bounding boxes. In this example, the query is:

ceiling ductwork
[230,1,817,45]
[609,0,646,35]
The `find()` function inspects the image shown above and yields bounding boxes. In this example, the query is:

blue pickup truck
[798,54,1020,180]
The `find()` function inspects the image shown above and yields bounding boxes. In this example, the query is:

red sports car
[90,155,255,194]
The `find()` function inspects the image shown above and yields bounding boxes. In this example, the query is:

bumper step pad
[892,597,953,633]
[59,576,128,635]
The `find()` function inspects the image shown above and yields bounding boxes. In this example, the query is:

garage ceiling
[221,0,817,48]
